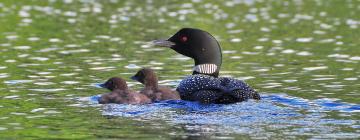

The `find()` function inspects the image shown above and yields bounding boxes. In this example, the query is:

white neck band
[193,64,217,74]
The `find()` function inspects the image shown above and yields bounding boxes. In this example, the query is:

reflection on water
[84,94,360,139]
[0,0,359,139]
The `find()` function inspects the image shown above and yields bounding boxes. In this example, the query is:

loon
[152,28,260,104]
[131,68,181,101]
[98,77,151,104]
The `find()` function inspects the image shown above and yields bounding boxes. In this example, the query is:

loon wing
[190,90,223,104]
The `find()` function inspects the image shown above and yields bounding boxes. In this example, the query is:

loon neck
[192,40,222,77]
[144,78,159,90]
[193,59,221,77]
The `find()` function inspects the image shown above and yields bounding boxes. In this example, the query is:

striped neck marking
[193,64,218,74]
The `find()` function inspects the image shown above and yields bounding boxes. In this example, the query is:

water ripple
[81,93,360,138]
[4,80,34,84]
[28,88,67,92]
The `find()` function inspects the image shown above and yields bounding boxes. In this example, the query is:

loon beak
[152,40,175,48]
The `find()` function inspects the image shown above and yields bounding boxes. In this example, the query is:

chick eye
[180,36,188,42]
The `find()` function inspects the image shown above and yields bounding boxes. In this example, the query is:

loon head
[153,28,222,77]
[100,77,128,91]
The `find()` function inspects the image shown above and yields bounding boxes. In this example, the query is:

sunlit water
[0,0,359,139]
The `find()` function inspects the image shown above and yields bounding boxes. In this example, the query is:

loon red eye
[180,36,188,42]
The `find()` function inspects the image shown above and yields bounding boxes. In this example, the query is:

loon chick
[131,68,181,101]
[98,77,151,104]
[153,28,260,104]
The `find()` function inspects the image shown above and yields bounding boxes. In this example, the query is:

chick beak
[99,83,106,88]
[130,76,139,81]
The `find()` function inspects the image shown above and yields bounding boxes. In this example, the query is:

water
[84,95,360,139]
[0,0,359,139]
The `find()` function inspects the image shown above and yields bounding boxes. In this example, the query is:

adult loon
[153,28,260,104]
